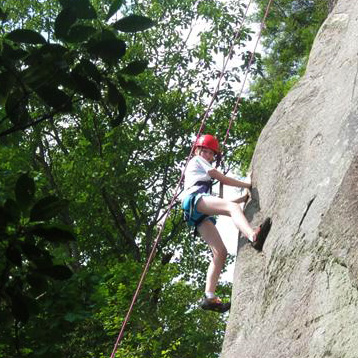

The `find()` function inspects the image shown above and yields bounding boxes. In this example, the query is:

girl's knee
[230,201,242,210]
[213,246,227,262]
[226,202,241,216]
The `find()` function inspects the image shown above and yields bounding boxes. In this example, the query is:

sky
[214,179,246,282]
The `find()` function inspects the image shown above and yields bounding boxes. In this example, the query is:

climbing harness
[182,179,214,230]
[193,180,213,194]
[110,0,274,356]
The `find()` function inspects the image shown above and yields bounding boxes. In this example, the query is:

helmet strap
[215,152,222,168]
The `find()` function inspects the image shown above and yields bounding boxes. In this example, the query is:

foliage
[254,0,329,80]
[0,0,156,139]
[0,173,76,356]
[92,260,230,358]
[247,0,329,105]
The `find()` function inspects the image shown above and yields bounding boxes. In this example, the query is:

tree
[0,174,76,357]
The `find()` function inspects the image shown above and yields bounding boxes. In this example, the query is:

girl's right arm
[208,168,251,189]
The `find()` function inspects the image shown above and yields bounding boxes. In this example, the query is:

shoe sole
[201,302,231,313]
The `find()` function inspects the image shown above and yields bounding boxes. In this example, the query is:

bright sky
[213,179,246,282]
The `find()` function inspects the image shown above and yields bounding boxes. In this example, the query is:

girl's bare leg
[196,196,255,239]
[197,220,227,294]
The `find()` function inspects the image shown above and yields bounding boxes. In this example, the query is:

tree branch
[101,187,141,261]
[0,97,80,138]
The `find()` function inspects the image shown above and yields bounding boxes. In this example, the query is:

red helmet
[195,134,220,154]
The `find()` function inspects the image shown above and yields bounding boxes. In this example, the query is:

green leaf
[55,71,76,91]
[0,7,7,22]
[111,106,126,127]
[22,45,69,87]
[32,253,53,270]
[118,77,147,96]
[107,82,127,126]
[40,43,68,60]
[66,25,97,43]
[27,273,48,291]
[4,199,20,223]
[121,60,148,76]
[106,0,123,21]
[6,29,46,45]
[23,68,53,89]
[72,0,97,19]
[0,310,13,328]
[76,59,102,84]
[1,43,28,63]
[86,38,126,62]
[55,7,77,40]
[107,82,123,106]
[113,14,155,33]
[60,0,97,18]
[31,223,76,243]
[25,43,69,69]
[5,89,30,126]
[15,173,35,210]
[38,265,73,280]
[98,28,117,40]
[35,86,72,112]
[6,245,22,267]
[0,71,15,104]
[0,206,11,232]
[30,196,69,222]
[71,72,101,100]
[20,241,47,261]
[10,293,29,323]
[59,0,70,7]
[64,312,79,322]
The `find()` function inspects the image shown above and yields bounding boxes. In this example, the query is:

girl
[181,134,271,313]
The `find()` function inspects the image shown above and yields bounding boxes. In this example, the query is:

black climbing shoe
[200,297,231,313]
[251,217,272,251]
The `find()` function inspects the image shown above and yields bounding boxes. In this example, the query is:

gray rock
[221,1,358,357]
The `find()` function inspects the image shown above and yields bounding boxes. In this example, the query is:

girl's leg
[197,219,228,295]
[196,196,255,239]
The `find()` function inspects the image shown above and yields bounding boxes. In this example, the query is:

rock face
[221,1,358,357]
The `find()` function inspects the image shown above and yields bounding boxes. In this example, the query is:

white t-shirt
[181,155,213,200]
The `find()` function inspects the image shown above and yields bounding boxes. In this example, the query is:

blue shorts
[182,192,216,227]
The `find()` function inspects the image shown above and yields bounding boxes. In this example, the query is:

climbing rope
[218,0,274,197]
[222,0,274,149]
[200,0,254,130]
[110,1,273,356]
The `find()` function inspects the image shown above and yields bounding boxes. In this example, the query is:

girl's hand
[231,191,250,204]
[246,171,252,190]
[243,187,251,202]
[238,171,251,190]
